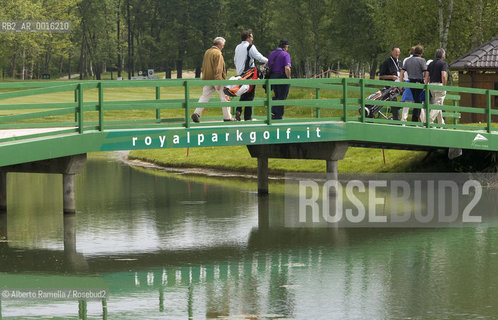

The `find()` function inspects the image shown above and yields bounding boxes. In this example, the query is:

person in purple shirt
[267,39,291,119]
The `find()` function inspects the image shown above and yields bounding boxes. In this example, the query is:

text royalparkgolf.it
[131,127,323,148]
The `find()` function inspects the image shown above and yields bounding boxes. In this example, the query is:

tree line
[0,0,496,80]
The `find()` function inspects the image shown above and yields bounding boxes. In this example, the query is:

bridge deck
[0,127,76,140]
[0,78,496,167]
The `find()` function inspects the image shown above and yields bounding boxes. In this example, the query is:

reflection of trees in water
[3,225,498,318]
[5,173,62,247]
[3,159,498,318]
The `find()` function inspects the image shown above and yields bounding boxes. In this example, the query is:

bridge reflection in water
[1,159,498,319]
[2,210,498,319]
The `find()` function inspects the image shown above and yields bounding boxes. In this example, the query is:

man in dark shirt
[379,46,402,120]
[427,48,448,85]
[423,48,448,124]
[268,39,291,120]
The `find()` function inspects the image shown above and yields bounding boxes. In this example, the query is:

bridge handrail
[0,77,496,142]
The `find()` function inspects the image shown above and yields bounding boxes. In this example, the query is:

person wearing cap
[191,37,235,123]
[267,39,291,120]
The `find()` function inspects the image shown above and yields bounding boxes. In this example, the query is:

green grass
[128,145,428,175]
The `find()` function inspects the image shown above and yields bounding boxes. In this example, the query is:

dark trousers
[409,79,424,122]
[391,104,400,120]
[270,73,290,119]
[236,87,255,120]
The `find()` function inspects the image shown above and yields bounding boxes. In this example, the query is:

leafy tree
[0,0,496,80]
[77,0,118,79]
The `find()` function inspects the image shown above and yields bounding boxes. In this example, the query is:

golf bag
[223,67,259,97]
[359,86,400,119]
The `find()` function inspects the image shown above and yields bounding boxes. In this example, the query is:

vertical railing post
[486,90,492,133]
[315,88,321,119]
[78,300,87,320]
[342,78,348,122]
[184,80,190,128]
[74,87,79,123]
[266,78,272,125]
[155,86,161,122]
[77,84,84,134]
[424,83,430,128]
[98,82,104,131]
[102,299,108,320]
[360,78,365,122]
[453,99,459,125]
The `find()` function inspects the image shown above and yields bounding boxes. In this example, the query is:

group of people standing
[379,45,449,124]
[190,30,291,123]
[189,35,448,124]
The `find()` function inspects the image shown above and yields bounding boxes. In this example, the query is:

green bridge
[0,77,497,211]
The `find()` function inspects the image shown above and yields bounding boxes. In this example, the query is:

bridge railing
[0,78,496,143]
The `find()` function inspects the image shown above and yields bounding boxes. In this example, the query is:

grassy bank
[128,146,429,175]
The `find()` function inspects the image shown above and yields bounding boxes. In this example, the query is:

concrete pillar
[63,213,89,272]
[326,160,338,181]
[0,172,6,212]
[1,154,86,214]
[248,142,349,196]
[258,195,270,230]
[0,210,6,241]
[64,213,76,254]
[63,174,76,214]
[257,157,269,195]
[326,160,339,197]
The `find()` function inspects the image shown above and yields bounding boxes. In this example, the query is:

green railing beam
[266,78,272,124]
[487,89,492,133]
[315,88,321,118]
[156,86,161,122]
[98,82,104,131]
[184,80,190,128]
[0,77,497,159]
[425,83,430,128]
[78,84,84,134]
[360,79,365,123]
[342,78,348,122]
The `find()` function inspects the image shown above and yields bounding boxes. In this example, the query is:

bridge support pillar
[0,172,6,212]
[257,158,269,195]
[0,209,6,241]
[326,160,338,180]
[0,154,87,214]
[257,195,270,230]
[63,174,76,214]
[248,142,348,194]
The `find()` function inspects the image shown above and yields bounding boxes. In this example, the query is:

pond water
[0,155,498,319]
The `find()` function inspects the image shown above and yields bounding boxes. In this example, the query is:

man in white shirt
[233,29,268,121]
